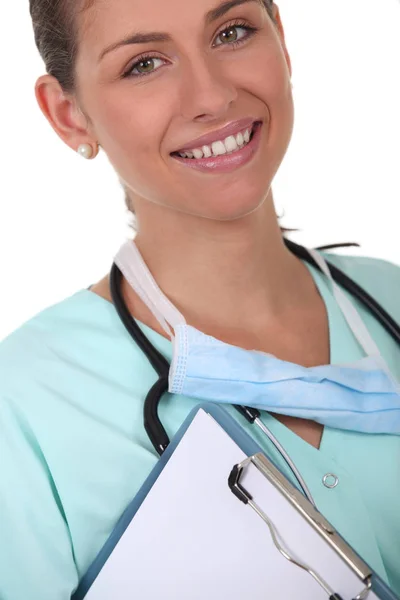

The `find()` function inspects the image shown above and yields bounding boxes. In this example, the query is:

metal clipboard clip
[228,453,373,600]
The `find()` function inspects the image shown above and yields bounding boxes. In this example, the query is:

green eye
[220,27,240,44]
[125,56,165,79]
[214,23,257,47]
[133,57,164,76]
[136,59,155,74]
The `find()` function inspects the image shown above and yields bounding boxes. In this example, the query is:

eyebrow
[98,0,261,62]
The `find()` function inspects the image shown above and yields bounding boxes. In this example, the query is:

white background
[1,0,399,341]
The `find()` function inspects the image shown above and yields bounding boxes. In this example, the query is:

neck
[132,190,314,334]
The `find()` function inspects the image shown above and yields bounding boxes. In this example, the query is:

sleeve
[0,395,79,600]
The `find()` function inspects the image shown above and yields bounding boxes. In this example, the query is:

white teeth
[192,149,204,159]
[177,125,255,159]
[224,135,238,154]
[236,131,244,146]
[211,141,227,156]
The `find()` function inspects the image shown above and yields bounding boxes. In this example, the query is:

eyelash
[122,20,259,80]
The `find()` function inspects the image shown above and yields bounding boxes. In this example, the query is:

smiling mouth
[171,122,261,160]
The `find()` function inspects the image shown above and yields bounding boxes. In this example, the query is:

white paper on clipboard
[85,408,379,600]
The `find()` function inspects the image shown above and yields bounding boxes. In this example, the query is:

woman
[1,0,399,598]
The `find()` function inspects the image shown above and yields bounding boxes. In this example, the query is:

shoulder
[0,289,114,402]
[0,289,86,359]
[321,251,400,322]
[0,287,149,415]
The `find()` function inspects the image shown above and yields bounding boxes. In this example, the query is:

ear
[34,74,97,153]
[271,4,292,79]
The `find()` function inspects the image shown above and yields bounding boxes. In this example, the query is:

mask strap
[115,241,384,360]
[306,248,382,358]
[114,240,187,340]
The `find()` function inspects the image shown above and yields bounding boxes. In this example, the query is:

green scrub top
[0,251,399,600]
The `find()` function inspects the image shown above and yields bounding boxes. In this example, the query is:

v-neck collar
[84,256,367,456]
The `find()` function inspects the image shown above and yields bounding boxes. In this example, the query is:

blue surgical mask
[114,241,400,435]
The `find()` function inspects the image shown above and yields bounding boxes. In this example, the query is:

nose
[178,55,238,123]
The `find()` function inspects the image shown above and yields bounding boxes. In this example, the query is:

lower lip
[170,122,263,174]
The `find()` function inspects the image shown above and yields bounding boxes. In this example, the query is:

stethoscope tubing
[109,238,400,503]
[285,239,400,344]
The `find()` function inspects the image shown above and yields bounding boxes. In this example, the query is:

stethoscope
[109,238,400,507]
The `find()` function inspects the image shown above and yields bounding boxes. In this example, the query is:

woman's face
[75,0,294,221]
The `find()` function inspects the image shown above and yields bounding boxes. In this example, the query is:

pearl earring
[77,143,95,159]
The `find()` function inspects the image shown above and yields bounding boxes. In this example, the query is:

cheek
[245,42,290,103]
[93,87,172,189]
[245,45,293,152]
[97,88,167,152]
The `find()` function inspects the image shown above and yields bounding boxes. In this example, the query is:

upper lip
[172,117,260,153]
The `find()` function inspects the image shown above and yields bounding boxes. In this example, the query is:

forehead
[80,0,264,48]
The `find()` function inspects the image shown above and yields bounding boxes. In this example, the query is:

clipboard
[72,403,399,600]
